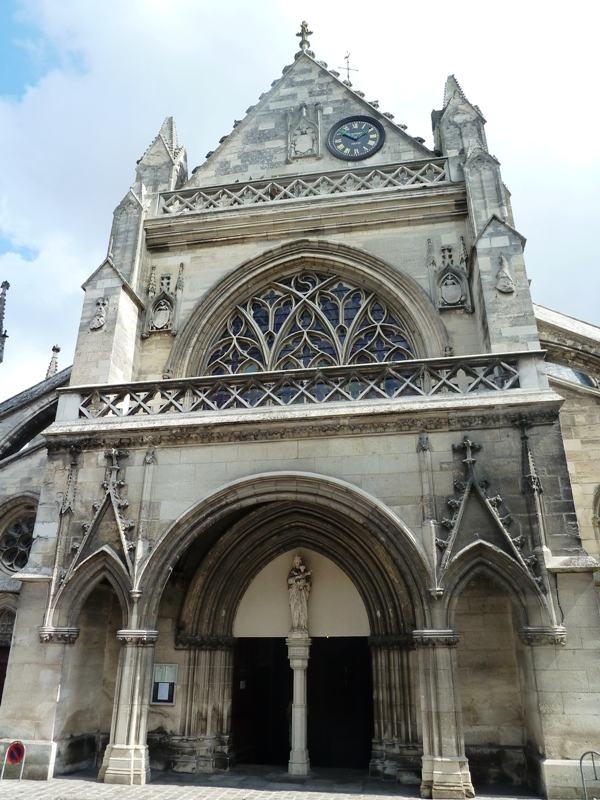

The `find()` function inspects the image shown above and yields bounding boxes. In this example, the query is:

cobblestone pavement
[0,767,539,800]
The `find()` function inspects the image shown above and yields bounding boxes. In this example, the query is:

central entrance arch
[141,473,430,778]
[232,548,372,768]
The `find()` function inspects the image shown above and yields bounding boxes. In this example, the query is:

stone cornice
[44,391,561,453]
[144,185,467,250]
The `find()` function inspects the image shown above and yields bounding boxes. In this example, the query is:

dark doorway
[0,646,9,703]
[308,637,373,768]
[232,638,292,765]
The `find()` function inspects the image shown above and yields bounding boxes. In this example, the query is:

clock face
[326,116,385,161]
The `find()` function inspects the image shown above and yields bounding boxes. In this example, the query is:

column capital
[413,629,459,648]
[519,625,566,646]
[38,626,80,644]
[116,629,158,646]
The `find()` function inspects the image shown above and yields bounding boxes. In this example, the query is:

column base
[288,749,310,777]
[421,756,474,799]
[99,744,151,785]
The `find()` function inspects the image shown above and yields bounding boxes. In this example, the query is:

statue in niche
[496,255,516,294]
[287,554,312,632]
[151,298,172,330]
[90,297,108,330]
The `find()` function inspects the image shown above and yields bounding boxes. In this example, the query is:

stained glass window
[0,516,34,572]
[204,271,415,375]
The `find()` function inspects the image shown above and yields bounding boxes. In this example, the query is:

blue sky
[0,0,599,400]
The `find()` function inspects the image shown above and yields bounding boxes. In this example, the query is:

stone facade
[0,30,599,800]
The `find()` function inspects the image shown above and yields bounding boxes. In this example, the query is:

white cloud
[1,0,598,400]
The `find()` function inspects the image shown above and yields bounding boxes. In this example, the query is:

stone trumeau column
[414,629,474,800]
[99,629,158,785]
[432,76,543,360]
[66,118,187,390]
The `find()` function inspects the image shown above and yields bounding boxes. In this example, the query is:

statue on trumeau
[287,554,312,632]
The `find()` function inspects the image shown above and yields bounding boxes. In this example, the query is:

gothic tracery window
[0,515,35,572]
[204,271,415,375]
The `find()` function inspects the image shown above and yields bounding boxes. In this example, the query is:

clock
[326,115,385,161]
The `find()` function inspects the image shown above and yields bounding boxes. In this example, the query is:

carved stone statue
[496,255,515,294]
[287,554,312,632]
[90,298,108,330]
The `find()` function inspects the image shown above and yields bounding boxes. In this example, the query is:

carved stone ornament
[39,626,80,644]
[89,297,108,330]
[440,272,466,306]
[287,103,321,161]
[520,626,567,646]
[412,629,459,647]
[288,554,312,632]
[116,629,158,646]
[143,263,183,337]
[496,255,515,294]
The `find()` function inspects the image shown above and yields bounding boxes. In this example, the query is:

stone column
[414,630,474,800]
[99,629,157,785]
[286,632,311,776]
[369,635,419,779]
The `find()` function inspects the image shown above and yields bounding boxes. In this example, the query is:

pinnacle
[158,116,178,154]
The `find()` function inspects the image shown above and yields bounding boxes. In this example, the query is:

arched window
[204,271,416,375]
[0,514,35,572]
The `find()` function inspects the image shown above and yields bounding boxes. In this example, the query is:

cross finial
[295,20,314,57]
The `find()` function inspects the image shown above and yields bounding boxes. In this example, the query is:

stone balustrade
[56,352,543,422]
[157,159,449,216]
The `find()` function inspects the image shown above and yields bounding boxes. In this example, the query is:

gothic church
[0,23,599,800]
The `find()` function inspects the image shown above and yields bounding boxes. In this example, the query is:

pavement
[0,766,541,800]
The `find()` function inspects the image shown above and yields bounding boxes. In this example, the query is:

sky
[0,0,598,401]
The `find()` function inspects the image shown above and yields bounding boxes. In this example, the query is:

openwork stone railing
[158,159,449,216]
[66,354,528,420]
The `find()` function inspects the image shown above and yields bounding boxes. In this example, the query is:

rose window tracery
[0,516,35,572]
[204,271,416,375]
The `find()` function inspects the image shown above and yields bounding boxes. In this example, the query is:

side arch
[165,239,450,378]
[50,548,131,629]
[442,541,553,630]
[138,471,433,633]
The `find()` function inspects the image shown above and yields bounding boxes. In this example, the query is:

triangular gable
[81,255,144,309]
[138,116,182,166]
[188,52,434,188]
[473,214,527,249]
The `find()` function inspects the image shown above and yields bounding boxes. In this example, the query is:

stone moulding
[44,395,561,453]
[116,629,158,646]
[412,629,459,647]
[519,626,567,646]
[38,626,80,644]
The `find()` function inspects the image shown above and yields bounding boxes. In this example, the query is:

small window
[151,663,177,705]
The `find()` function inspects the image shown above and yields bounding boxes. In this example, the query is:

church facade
[0,25,599,800]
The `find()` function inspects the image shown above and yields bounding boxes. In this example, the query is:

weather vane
[335,52,359,84]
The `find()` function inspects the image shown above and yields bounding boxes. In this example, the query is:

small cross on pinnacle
[295,21,314,58]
